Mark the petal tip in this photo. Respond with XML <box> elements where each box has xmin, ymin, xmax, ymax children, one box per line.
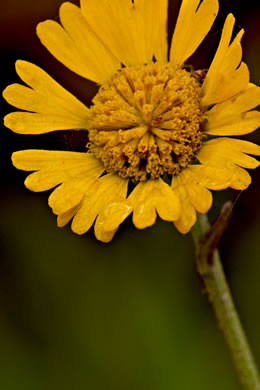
<box><xmin>36</xmin><ymin>20</ymin><xmax>52</xmax><ymax>38</ymax></box>
<box><xmin>226</xmin><ymin>13</ymin><xmax>235</xmax><ymax>24</ymax></box>
<box><xmin>71</xmin><ymin>224</ymin><xmax>85</xmax><ymax>236</ymax></box>
<box><xmin>11</xmin><ymin>151</ymin><xmax>19</xmax><ymax>167</ymax></box>
<box><xmin>2</xmin><ymin>86</ymin><xmax>9</xmax><ymax>100</ymax></box>
<box><xmin>15</xmin><ymin>59</ymin><xmax>27</xmax><ymax>74</ymax></box>
<box><xmin>174</xmin><ymin>220</ymin><xmax>193</xmax><ymax>235</ymax></box>
<box><xmin>3</xmin><ymin>113</ymin><xmax>12</xmax><ymax>130</ymax></box>
<box><xmin>3</xmin><ymin>113</ymin><xmax>24</xmax><ymax>134</ymax></box>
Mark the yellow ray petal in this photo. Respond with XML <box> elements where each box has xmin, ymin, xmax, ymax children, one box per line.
<box><xmin>188</xmin><ymin>165</ymin><xmax>233</xmax><ymax>190</ymax></box>
<box><xmin>129</xmin><ymin>178</ymin><xmax>181</xmax><ymax>229</ymax></box>
<box><xmin>135</xmin><ymin>0</ymin><xmax>168</xmax><ymax>64</ymax></box>
<box><xmin>4</xmin><ymin>112</ymin><xmax>89</xmax><ymax>134</ymax></box>
<box><xmin>230</xmin><ymin>139</ymin><xmax>260</xmax><ymax>156</ymax></box>
<box><xmin>202</xmin><ymin>62</ymin><xmax>249</xmax><ymax>106</ymax></box>
<box><xmin>152</xmin><ymin>0</ymin><xmax>168</xmax><ymax>63</ymax></box>
<box><xmin>202</xmin><ymin>14</ymin><xmax>249</xmax><ymax>106</ymax></box>
<box><xmin>95</xmin><ymin>178</ymin><xmax>181</xmax><ymax>238</ymax></box>
<box><xmin>207</xmin><ymin>84</ymin><xmax>260</xmax><ymax>120</ymax></box>
<box><xmin>95</xmin><ymin>203</ymin><xmax>133</xmax><ymax>241</ymax></box>
<box><xmin>197</xmin><ymin>138</ymin><xmax>260</xmax><ymax>170</ymax></box>
<box><xmin>81</xmin><ymin>0</ymin><xmax>142</xmax><ymax>66</ymax></box>
<box><xmin>133</xmin><ymin>201</ymin><xmax>157</xmax><ymax>230</ymax></box>
<box><xmin>206</xmin><ymin>111</ymin><xmax>260</xmax><ymax>136</ymax></box>
<box><xmin>179</xmin><ymin>170</ymin><xmax>213</xmax><ymax>214</ymax></box>
<box><xmin>129</xmin><ymin>181</ymin><xmax>157</xmax><ymax>229</ymax></box>
<box><xmin>57</xmin><ymin>204</ymin><xmax>81</xmax><ymax>228</ymax></box>
<box><xmin>171</xmin><ymin>161</ymin><xmax>239</xmax><ymax>233</ymax></box>
<box><xmin>187</xmin><ymin>184</ymin><xmax>212</xmax><ymax>214</ymax></box>
<box><xmin>37</xmin><ymin>3</ymin><xmax>120</xmax><ymax>84</ymax></box>
<box><xmin>230</xmin><ymin>165</ymin><xmax>251</xmax><ymax>190</ymax></box>
<box><xmin>153</xmin><ymin>180</ymin><xmax>181</xmax><ymax>221</ymax></box>
<box><xmin>81</xmin><ymin>0</ymin><xmax>168</xmax><ymax>66</ymax></box>
<box><xmin>49</xmin><ymin>181</ymin><xmax>85</xmax><ymax>215</ymax></box>
<box><xmin>12</xmin><ymin>149</ymin><xmax>101</xmax><ymax>171</ymax></box>
<box><xmin>171</xmin><ymin>176</ymin><xmax>197</xmax><ymax>234</ymax></box>
<box><xmin>72</xmin><ymin>174</ymin><xmax>128</xmax><ymax>236</ymax></box>
<box><xmin>197</xmin><ymin>137</ymin><xmax>254</xmax><ymax>190</ymax></box>
<box><xmin>16</xmin><ymin>156</ymin><xmax>128</xmax><ymax>238</ymax></box>
<box><xmin>12</xmin><ymin>150</ymin><xmax>104</xmax><ymax>191</ymax></box>
<box><xmin>3</xmin><ymin>60</ymin><xmax>89</xmax><ymax>134</ymax></box>
<box><xmin>24</xmin><ymin>169</ymin><xmax>65</xmax><ymax>191</ymax></box>
<box><xmin>206</xmin><ymin>84</ymin><xmax>260</xmax><ymax>135</ymax></box>
<box><xmin>203</xmin><ymin>138</ymin><xmax>260</xmax><ymax>157</ymax></box>
<box><xmin>25</xmin><ymin>162</ymin><xmax>103</xmax><ymax>192</ymax></box>
<box><xmin>94</xmin><ymin>227</ymin><xmax>119</xmax><ymax>244</ymax></box>
<box><xmin>174</xmin><ymin>210</ymin><xmax>197</xmax><ymax>234</ymax></box>
<box><xmin>170</xmin><ymin>0</ymin><xmax>219</xmax><ymax>65</ymax></box>
<box><xmin>48</xmin><ymin>161</ymin><xmax>104</xmax><ymax>215</ymax></box>
<box><xmin>24</xmin><ymin>164</ymin><xmax>103</xmax><ymax>192</ymax></box>
<box><xmin>9</xmin><ymin>60</ymin><xmax>89</xmax><ymax>116</ymax></box>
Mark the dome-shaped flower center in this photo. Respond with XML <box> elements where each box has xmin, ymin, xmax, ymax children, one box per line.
<box><xmin>87</xmin><ymin>63</ymin><xmax>205</xmax><ymax>182</ymax></box>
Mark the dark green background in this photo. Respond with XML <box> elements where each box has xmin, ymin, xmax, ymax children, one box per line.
<box><xmin>0</xmin><ymin>1</ymin><xmax>260</xmax><ymax>389</ymax></box>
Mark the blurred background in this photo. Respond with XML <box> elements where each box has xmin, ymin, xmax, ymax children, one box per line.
<box><xmin>0</xmin><ymin>1</ymin><xmax>260</xmax><ymax>389</ymax></box>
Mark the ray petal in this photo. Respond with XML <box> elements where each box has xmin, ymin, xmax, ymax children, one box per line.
<box><xmin>3</xmin><ymin>60</ymin><xmax>89</xmax><ymax>134</ymax></box>
<box><xmin>37</xmin><ymin>2</ymin><xmax>121</xmax><ymax>84</ymax></box>
<box><xmin>170</xmin><ymin>0</ymin><xmax>219</xmax><ymax>65</ymax></box>
<box><xmin>202</xmin><ymin>14</ymin><xmax>249</xmax><ymax>106</ymax></box>
<box><xmin>72</xmin><ymin>173</ymin><xmax>128</xmax><ymax>237</ymax></box>
<box><xmin>81</xmin><ymin>0</ymin><xmax>168</xmax><ymax>66</ymax></box>
<box><xmin>206</xmin><ymin>84</ymin><xmax>260</xmax><ymax>135</ymax></box>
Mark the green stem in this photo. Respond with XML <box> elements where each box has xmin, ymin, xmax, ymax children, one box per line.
<box><xmin>191</xmin><ymin>210</ymin><xmax>260</xmax><ymax>390</ymax></box>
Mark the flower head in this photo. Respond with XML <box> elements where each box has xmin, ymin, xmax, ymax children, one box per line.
<box><xmin>3</xmin><ymin>0</ymin><xmax>260</xmax><ymax>242</ymax></box>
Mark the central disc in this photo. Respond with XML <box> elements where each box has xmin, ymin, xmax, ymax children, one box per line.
<box><xmin>87</xmin><ymin>63</ymin><xmax>205</xmax><ymax>182</ymax></box>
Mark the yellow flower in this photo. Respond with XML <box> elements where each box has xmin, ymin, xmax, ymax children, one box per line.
<box><xmin>3</xmin><ymin>0</ymin><xmax>260</xmax><ymax>242</ymax></box>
